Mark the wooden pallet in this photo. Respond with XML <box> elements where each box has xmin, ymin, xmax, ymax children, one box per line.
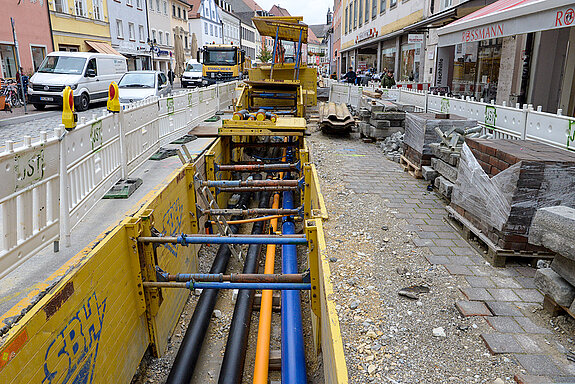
<box><xmin>543</xmin><ymin>294</ymin><xmax>575</xmax><ymax>320</ymax></box>
<box><xmin>399</xmin><ymin>155</ymin><xmax>423</xmax><ymax>178</ymax></box>
<box><xmin>445</xmin><ymin>206</ymin><xmax>555</xmax><ymax>267</ymax></box>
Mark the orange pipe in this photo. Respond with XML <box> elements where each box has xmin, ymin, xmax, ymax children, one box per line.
<box><xmin>253</xmin><ymin>192</ymin><xmax>280</xmax><ymax>384</ymax></box>
<box><xmin>210</xmin><ymin>214</ymin><xmax>289</xmax><ymax>225</ymax></box>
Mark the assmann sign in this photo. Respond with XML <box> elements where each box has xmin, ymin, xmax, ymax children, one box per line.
<box><xmin>355</xmin><ymin>28</ymin><xmax>378</xmax><ymax>44</ymax></box>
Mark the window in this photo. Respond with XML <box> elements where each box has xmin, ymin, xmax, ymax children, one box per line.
<box><xmin>152</xmin><ymin>29</ymin><xmax>157</xmax><ymax>42</ymax></box>
<box><xmin>116</xmin><ymin>19</ymin><xmax>124</xmax><ymax>38</ymax></box>
<box><xmin>358</xmin><ymin>0</ymin><xmax>362</xmax><ymax>26</ymax></box>
<box><xmin>372</xmin><ymin>0</ymin><xmax>377</xmax><ymax>18</ymax></box>
<box><xmin>158</xmin><ymin>31</ymin><xmax>163</xmax><ymax>44</ymax></box>
<box><xmin>136</xmin><ymin>0</ymin><xmax>142</xmax><ymax>8</ymax></box>
<box><xmin>183</xmin><ymin>10</ymin><xmax>186</xmax><ymax>20</ymax></box>
<box><xmin>30</xmin><ymin>46</ymin><xmax>46</xmax><ymax>71</ymax></box>
<box><xmin>210</xmin><ymin>24</ymin><xmax>213</xmax><ymax>36</ymax></box>
<box><xmin>58</xmin><ymin>44</ymin><xmax>80</xmax><ymax>52</ymax></box>
<box><xmin>173</xmin><ymin>4</ymin><xmax>176</xmax><ymax>16</ymax></box>
<box><xmin>365</xmin><ymin>0</ymin><xmax>369</xmax><ymax>22</ymax></box>
<box><xmin>126</xmin><ymin>0</ymin><xmax>132</xmax><ymax>6</ymax></box>
<box><xmin>163</xmin><ymin>0</ymin><xmax>167</xmax><ymax>14</ymax></box>
<box><xmin>344</xmin><ymin>7</ymin><xmax>348</xmax><ymax>34</ymax></box>
<box><xmin>150</xmin><ymin>0</ymin><xmax>153</xmax><ymax>10</ymax></box>
<box><xmin>166</xmin><ymin>32</ymin><xmax>170</xmax><ymax>45</ymax></box>
<box><xmin>156</xmin><ymin>0</ymin><xmax>160</xmax><ymax>12</ymax></box>
<box><xmin>93</xmin><ymin>0</ymin><xmax>103</xmax><ymax>20</ymax></box>
<box><xmin>128</xmin><ymin>23</ymin><xmax>135</xmax><ymax>40</ymax></box>
<box><xmin>353</xmin><ymin>0</ymin><xmax>357</xmax><ymax>29</ymax></box>
<box><xmin>139</xmin><ymin>25</ymin><xmax>145</xmax><ymax>42</ymax></box>
<box><xmin>205</xmin><ymin>22</ymin><xmax>208</xmax><ymax>34</ymax></box>
<box><xmin>75</xmin><ymin>0</ymin><xmax>86</xmax><ymax>16</ymax></box>
<box><xmin>442</xmin><ymin>0</ymin><xmax>452</xmax><ymax>10</ymax></box>
<box><xmin>184</xmin><ymin>35</ymin><xmax>188</xmax><ymax>48</ymax></box>
<box><xmin>390</xmin><ymin>0</ymin><xmax>397</xmax><ymax>7</ymax></box>
<box><xmin>380</xmin><ymin>0</ymin><xmax>386</xmax><ymax>13</ymax></box>
<box><xmin>54</xmin><ymin>0</ymin><xmax>66</xmax><ymax>13</ymax></box>
<box><xmin>349</xmin><ymin>5</ymin><xmax>352</xmax><ymax>31</ymax></box>
<box><xmin>178</xmin><ymin>7</ymin><xmax>181</xmax><ymax>18</ymax></box>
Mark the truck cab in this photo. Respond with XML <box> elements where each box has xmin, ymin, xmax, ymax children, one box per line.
<box><xmin>200</xmin><ymin>44</ymin><xmax>245</xmax><ymax>85</ymax></box>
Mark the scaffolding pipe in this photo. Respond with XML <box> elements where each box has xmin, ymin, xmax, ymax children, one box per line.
<box><xmin>218</xmin><ymin>190</ymin><xmax>266</xmax><ymax>384</ymax></box>
<box><xmin>165</xmin><ymin>273</ymin><xmax>305</xmax><ymax>283</ymax></box>
<box><xmin>281</xmin><ymin>176</ymin><xmax>307</xmax><ymax>383</ymax></box>
<box><xmin>210</xmin><ymin>214</ymin><xmax>297</xmax><ymax>225</ymax></box>
<box><xmin>215</xmin><ymin>162</ymin><xmax>299</xmax><ymax>172</ymax></box>
<box><xmin>176</xmin><ymin>235</ymin><xmax>306</xmax><ymax>245</ymax></box>
<box><xmin>143</xmin><ymin>282</ymin><xmax>311</xmax><ymax>290</ymax></box>
<box><xmin>201</xmin><ymin>179</ymin><xmax>299</xmax><ymax>188</ymax></box>
<box><xmin>198</xmin><ymin>207</ymin><xmax>301</xmax><ymax>217</ymax></box>
<box><xmin>253</xmin><ymin>193</ymin><xmax>280</xmax><ymax>384</ymax></box>
<box><xmin>165</xmin><ymin>190</ymin><xmax>252</xmax><ymax>384</ymax></box>
<box><xmin>217</xmin><ymin>186</ymin><xmax>298</xmax><ymax>193</ymax></box>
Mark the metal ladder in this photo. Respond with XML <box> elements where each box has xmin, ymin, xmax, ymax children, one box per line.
<box><xmin>194</xmin><ymin>171</ymin><xmax>243</xmax><ymax>261</ymax></box>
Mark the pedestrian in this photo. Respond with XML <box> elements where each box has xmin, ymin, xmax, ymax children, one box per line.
<box><xmin>381</xmin><ymin>70</ymin><xmax>396</xmax><ymax>88</ymax></box>
<box><xmin>342</xmin><ymin>66</ymin><xmax>356</xmax><ymax>84</ymax></box>
<box><xmin>167</xmin><ymin>69</ymin><xmax>174</xmax><ymax>86</ymax></box>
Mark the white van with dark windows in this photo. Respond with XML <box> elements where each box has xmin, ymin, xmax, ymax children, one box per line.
<box><xmin>28</xmin><ymin>52</ymin><xmax>127</xmax><ymax>111</ymax></box>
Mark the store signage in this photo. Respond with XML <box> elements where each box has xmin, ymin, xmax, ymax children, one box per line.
<box><xmin>408</xmin><ymin>34</ymin><xmax>424</xmax><ymax>44</ymax></box>
<box><xmin>555</xmin><ymin>8</ymin><xmax>575</xmax><ymax>26</ymax></box>
<box><xmin>355</xmin><ymin>28</ymin><xmax>378</xmax><ymax>44</ymax></box>
<box><xmin>461</xmin><ymin>24</ymin><xmax>504</xmax><ymax>42</ymax></box>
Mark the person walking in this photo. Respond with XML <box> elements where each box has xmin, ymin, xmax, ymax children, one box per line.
<box><xmin>381</xmin><ymin>70</ymin><xmax>396</xmax><ymax>88</ymax></box>
<box><xmin>167</xmin><ymin>69</ymin><xmax>175</xmax><ymax>86</ymax></box>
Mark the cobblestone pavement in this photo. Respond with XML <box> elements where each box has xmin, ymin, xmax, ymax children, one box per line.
<box><xmin>310</xmin><ymin>132</ymin><xmax>575</xmax><ymax>383</ymax></box>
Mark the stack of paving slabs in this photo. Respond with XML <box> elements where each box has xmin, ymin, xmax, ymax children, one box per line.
<box><xmin>403</xmin><ymin>113</ymin><xmax>478</xmax><ymax>167</ymax></box>
<box><xmin>422</xmin><ymin>124</ymin><xmax>484</xmax><ymax>199</ymax></box>
<box><xmin>318</xmin><ymin>101</ymin><xmax>355</xmax><ymax>134</ymax></box>
<box><xmin>530</xmin><ymin>206</ymin><xmax>575</xmax><ymax>313</ymax></box>
<box><xmin>357</xmin><ymin>97</ymin><xmax>409</xmax><ymax>141</ymax></box>
<box><xmin>452</xmin><ymin>138</ymin><xmax>575</xmax><ymax>252</ymax></box>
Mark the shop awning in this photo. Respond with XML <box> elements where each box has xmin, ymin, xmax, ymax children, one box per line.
<box><xmin>437</xmin><ymin>0</ymin><xmax>575</xmax><ymax>47</ymax></box>
<box><xmin>85</xmin><ymin>41</ymin><xmax>123</xmax><ymax>55</ymax></box>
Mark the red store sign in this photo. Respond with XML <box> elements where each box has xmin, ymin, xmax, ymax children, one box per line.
<box><xmin>461</xmin><ymin>24</ymin><xmax>504</xmax><ymax>42</ymax></box>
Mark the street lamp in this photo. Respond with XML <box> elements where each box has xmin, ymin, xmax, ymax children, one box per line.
<box><xmin>147</xmin><ymin>38</ymin><xmax>157</xmax><ymax>70</ymax></box>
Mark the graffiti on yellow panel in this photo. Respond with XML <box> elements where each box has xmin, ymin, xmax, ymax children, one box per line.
<box><xmin>42</xmin><ymin>292</ymin><xmax>107</xmax><ymax>384</ymax></box>
<box><xmin>160</xmin><ymin>197</ymin><xmax>184</xmax><ymax>257</ymax></box>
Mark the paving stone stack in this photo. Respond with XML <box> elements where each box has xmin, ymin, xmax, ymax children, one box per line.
<box><xmin>357</xmin><ymin>97</ymin><xmax>408</xmax><ymax>141</ymax></box>
<box><xmin>403</xmin><ymin>113</ymin><xmax>477</xmax><ymax>168</ymax></box>
<box><xmin>452</xmin><ymin>139</ymin><xmax>575</xmax><ymax>252</ymax></box>
<box><xmin>530</xmin><ymin>206</ymin><xmax>575</xmax><ymax>311</ymax></box>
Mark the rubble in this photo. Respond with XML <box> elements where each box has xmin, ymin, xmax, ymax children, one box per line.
<box><xmin>378</xmin><ymin>131</ymin><xmax>404</xmax><ymax>163</ymax></box>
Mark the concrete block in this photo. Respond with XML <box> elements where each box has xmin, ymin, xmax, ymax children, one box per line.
<box><xmin>358</xmin><ymin>122</ymin><xmax>371</xmax><ymax>137</ymax></box>
<box><xmin>529</xmin><ymin>206</ymin><xmax>575</xmax><ymax>261</ymax></box>
<box><xmin>368</xmin><ymin>125</ymin><xmax>403</xmax><ymax>139</ymax></box>
<box><xmin>437</xmin><ymin>176</ymin><xmax>454</xmax><ymax>199</ymax></box>
<box><xmin>551</xmin><ymin>254</ymin><xmax>575</xmax><ymax>287</ymax></box>
<box><xmin>433</xmin><ymin>157</ymin><xmax>458</xmax><ymax>183</ymax></box>
<box><xmin>369</xmin><ymin>118</ymin><xmax>391</xmax><ymax>128</ymax></box>
<box><xmin>392</xmin><ymin>102</ymin><xmax>416</xmax><ymax>112</ymax></box>
<box><xmin>422</xmin><ymin>165</ymin><xmax>438</xmax><ymax>182</ymax></box>
<box><xmin>372</xmin><ymin>111</ymin><xmax>405</xmax><ymax>120</ymax></box>
<box><xmin>534</xmin><ymin>268</ymin><xmax>575</xmax><ymax>306</ymax></box>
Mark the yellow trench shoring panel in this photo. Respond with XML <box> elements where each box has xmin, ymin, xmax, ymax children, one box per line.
<box><xmin>0</xmin><ymin>138</ymin><xmax>348</xmax><ymax>384</ymax></box>
<box><xmin>252</xmin><ymin>16</ymin><xmax>308</xmax><ymax>43</ymax></box>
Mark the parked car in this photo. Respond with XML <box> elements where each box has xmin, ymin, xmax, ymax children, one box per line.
<box><xmin>28</xmin><ymin>52</ymin><xmax>127</xmax><ymax>111</ymax></box>
<box><xmin>117</xmin><ymin>71</ymin><xmax>172</xmax><ymax>104</ymax></box>
<box><xmin>181</xmin><ymin>60</ymin><xmax>203</xmax><ymax>88</ymax></box>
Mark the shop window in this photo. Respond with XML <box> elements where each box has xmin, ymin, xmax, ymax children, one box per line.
<box><xmin>475</xmin><ymin>39</ymin><xmax>501</xmax><ymax>102</ymax></box>
<box><xmin>0</xmin><ymin>45</ymin><xmax>16</xmax><ymax>78</ymax></box>
<box><xmin>400</xmin><ymin>43</ymin><xmax>420</xmax><ymax>82</ymax></box>
<box><xmin>30</xmin><ymin>46</ymin><xmax>46</xmax><ymax>71</ymax></box>
<box><xmin>380</xmin><ymin>0</ymin><xmax>386</xmax><ymax>14</ymax></box>
<box><xmin>381</xmin><ymin>47</ymin><xmax>396</xmax><ymax>72</ymax></box>
<box><xmin>372</xmin><ymin>0</ymin><xmax>377</xmax><ymax>18</ymax></box>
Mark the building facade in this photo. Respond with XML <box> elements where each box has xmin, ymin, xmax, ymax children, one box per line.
<box><xmin>148</xmin><ymin>0</ymin><xmax>173</xmax><ymax>71</ymax></box>
<box><xmin>1</xmin><ymin>1</ymin><xmax>53</xmax><ymax>78</ymax></box>
<box><xmin>216</xmin><ymin>1</ymin><xmax>241</xmax><ymax>46</ymax></box>
<box><xmin>49</xmin><ymin>0</ymin><xmax>114</xmax><ymax>53</ymax></box>
<box><xmin>171</xmin><ymin>0</ymin><xmax>191</xmax><ymax>75</ymax></box>
<box><xmin>236</xmin><ymin>12</ymin><xmax>256</xmax><ymax>61</ymax></box>
<box><xmin>107</xmin><ymin>0</ymin><xmax>150</xmax><ymax>70</ymax></box>
<box><xmin>188</xmin><ymin>0</ymin><xmax>223</xmax><ymax>51</ymax></box>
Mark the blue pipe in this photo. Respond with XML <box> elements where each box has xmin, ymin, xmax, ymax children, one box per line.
<box><xmin>190</xmin><ymin>282</ymin><xmax>311</xmax><ymax>290</ymax></box>
<box><xmin>281</xmin><ymin>176</ymin><xmax>307</xmax><ymax>383</ymax></box>
<box><xmin>177</xmin><ymin>235</ymin><xmax>307</xmax><ymax>245</ymax></box>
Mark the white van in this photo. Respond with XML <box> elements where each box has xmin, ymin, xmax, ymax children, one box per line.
<box><xmin>181</xmin><ymin>59</ymin><xmax>203</xmax><ymax>88</ymax></box>
<box><xmin>28</xmin><ymin>52</ymin><xmax>127</xmax><ymax>111</ymax></box>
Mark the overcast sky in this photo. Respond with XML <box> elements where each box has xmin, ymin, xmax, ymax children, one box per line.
<box><xmin>255</xmin><ymin>0</ymin><xmax>332</xmax><ymax>25</ymax></box>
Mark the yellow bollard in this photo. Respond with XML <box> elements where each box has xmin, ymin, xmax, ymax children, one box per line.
<box><xmin>62</xmin><ymin>86</ymin><xmax>77</xmax><ymax>130</ymax></box>
<box><xmin>107</xmin><ymin>81</ymin><xmax>121</xmax><ymax>113</ymax></box>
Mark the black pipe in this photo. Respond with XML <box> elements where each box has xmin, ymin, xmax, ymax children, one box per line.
<box><xmin>218</xmin><ymin>190</ymin><xmax>270</xmax><ymax>384</ymax></box>
<box><xmin>166</xmin><ymin>188</ymin><xmax>253</xmax><ymax>384</ymax></box>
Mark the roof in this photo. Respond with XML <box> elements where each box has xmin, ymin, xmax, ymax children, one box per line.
<box><xmin>309</xmin><ymin>24</ymin><xmax>330</xmax><ymax>40</ymax></box>
<box><xmin>252</xmin><ymin>16</ymin><xmax>308</xmax><ymax>42</ymax></box>
<box><xmin>307</xmin><ymin>28</ymin><xmax>320</xmax><ymax>45</ymax></box>
<box><xmin>269</xmin><ymin>5</ymin><xmax>291</xmax><ymax>17</ymax></box>
<box><xmin>187</xmin><ymin>0</ymin><xmax>201</xmax><ymax>17</ymax></box>
<box><xmin>236</xmin><ymin>11</ymin><xmax>256</xmax><ymax>25</ymax></box>
<box><xmin>437</xmin><ymin>0</ymin><xmax>571</xmax><ymax>47</ymax></box>
<box><xmin>229</xmin><ymin>0</ymin><xmax>262</xmax><ymax>12</ymax></box>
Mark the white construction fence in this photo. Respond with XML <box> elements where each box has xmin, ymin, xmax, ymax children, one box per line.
<box><xmin>0</xmin><ymin>81</ymin><xmax>239</xmax><ymax>278</ymax></box>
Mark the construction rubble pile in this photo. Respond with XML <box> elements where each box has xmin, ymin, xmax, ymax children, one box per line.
<box><xmin>530</xmin><ymin>206</ymin><xmax>575</xmax><ymax>313</ymax></box>
<box><xmin>422</xmin><ymin>123</ymin><xmax>484</xmax><ymax>199</ymax></box>
<box><xmin>378</xmin><ymin>131</ymin><xmax>404</xmax><ymax>163</ymax></box>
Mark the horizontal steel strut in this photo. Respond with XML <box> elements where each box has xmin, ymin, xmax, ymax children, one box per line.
<box><xmin>230</xmin><ymin>141</ymin><xmax>299</xmax><ymax>148</ymax></box>
<box><xmin>216</xmin><ymin>186</ymin><xmax>298</xmax><ymax>193</ymax></box>
<box><xmin>162</xmin><ymin>273</ymin><xmax>307</xmax><ymax>283</ymax></box>
<box><xmin>197</xmin><ymin>207</ymin><xmax>302</xmax><ymax>217</ymax></box>
<box><xmin>215</xmin><ymin>162</ymin><xmax>300</xmax><ymax>172</ymax></box>
<box><xmin>200</xmin><ymin>179</ymin><xmax>300</xmax><ymax>188</ymax></box>
<box><xmin>137</xmin><ymin>234</ymin><xmax>307</xmax><ymax>245</ymax></box>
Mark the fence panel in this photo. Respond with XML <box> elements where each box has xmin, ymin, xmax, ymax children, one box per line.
<box><xmin>124</xmin><ymin>98</ymin><xmax>161</xmax><ymax>174</ymax></box>
<box><xmin>398</xmin><ymin>89</ymin><xmax>426</xmax><ymax>111</ymax></box>
<box><xmin>526</xmin><ymin>110</ymin><xmax>575</xmax><ymax>150</ymax></box>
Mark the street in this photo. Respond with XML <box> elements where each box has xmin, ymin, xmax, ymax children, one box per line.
<box><xmin>0</xmin><ymin>81</ymin><xmax>189</xmax><ymax>146</ymax></box>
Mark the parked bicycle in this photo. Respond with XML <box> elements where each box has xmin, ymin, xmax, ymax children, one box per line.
<box><xmin>0</xmin><ymin>78</ymin><xmax>23</xmax><ymax>109</ymax></box>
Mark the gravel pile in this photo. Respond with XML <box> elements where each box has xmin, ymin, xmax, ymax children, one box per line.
<box><xmin>379</xmin><ymin>131</ymin><xmax>404</xmax><ymax>163</ymax></box>
<box><xmin>307</xmin><ymin>132</ymin><xmax>518</xmax><ymax>384</ymax></box>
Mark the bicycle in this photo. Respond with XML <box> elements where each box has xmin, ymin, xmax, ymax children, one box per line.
<box><xmin>0</xmin><ymin>79</ymin><xmax>23</xmax><ymax>108</ymax></box>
